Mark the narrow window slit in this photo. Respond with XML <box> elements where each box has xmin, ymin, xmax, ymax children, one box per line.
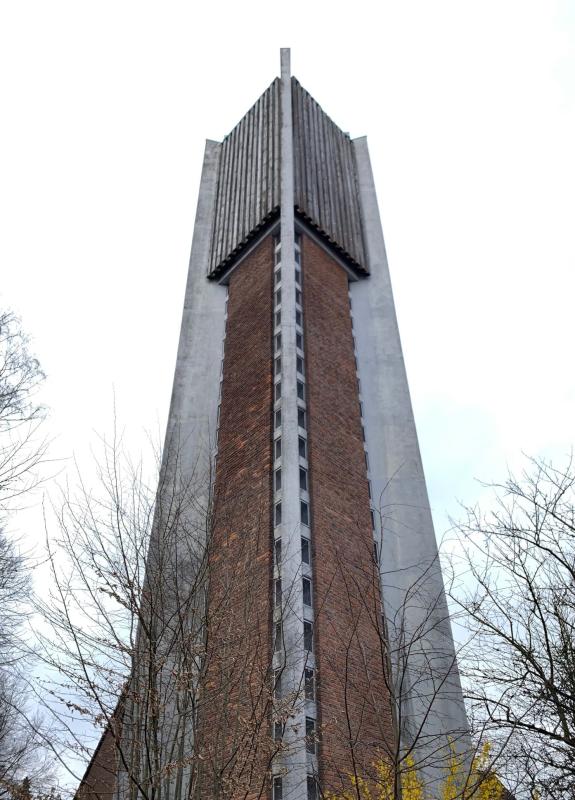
<box><xmin>303</xmin><ymin>577</ymin><xmax>312</xmax><ymax>606</ymax></box>
<box><xmin>305</xmin><ymin>668</ymin><xmax>315</xmax><ymax>700</ymax></box>
<box><xmin>304</xmin><ymin>621</ymin><xmax>313</xmax><ymax>651</ymax></box>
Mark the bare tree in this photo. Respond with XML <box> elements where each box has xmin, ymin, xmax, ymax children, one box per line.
<box><xmin>0</xmin><ymin>310</ymin><xmax>52</xmax><ymax>795</ymax></box>
<box><xmin>449</xmin><ymin>455</ymin><xmax>575</xmax><ymax>800</ymax></box>
<box><xmin>0</xmin><ymin>672</ymin><xmax>55</xmax><ymax>798</ymax></box>
<box><xmin>33</xmin><ymin>430</ymin><xmax>292</xmax><ymax>800</ymax></box>
<box><xmin>0</xmin><ymin>311</ymin><xmax>46</xmax><ymax>511</ymax></box>
<box><xmin>0</xmin><ymin>530</ymin><xmax>30</xmax><ymax>667</ymax></box>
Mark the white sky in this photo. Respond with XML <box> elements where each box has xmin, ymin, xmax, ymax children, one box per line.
<box><xmin>1</xmin><ymin>0</ymin><xmax>574</xmax><ymax>555</ymax></box>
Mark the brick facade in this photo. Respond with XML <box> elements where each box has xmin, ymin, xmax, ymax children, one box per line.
<box><xmin>302</xmin><ymin>234</ymin><xmax>395</xmax><ymax>792</ymax></box>
<box><xmin>75</xmin><ymin>726</ymin><xmax>117</xmax><ymax>800</ymax></box>
<box><xmin>195</xmin><ymin>235</ymin><xmax>275</xmax><ymax>800</ymax></box>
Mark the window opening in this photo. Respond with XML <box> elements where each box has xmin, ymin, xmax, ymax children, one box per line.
<box><xmin>304</xmin><ymin>668</ymin><xmax>315</xmax><ymax>701</ymax></box>
<box><xmin>274</xmin><ymin>670</ymin><xmax>282</xmax><ymax>698</ymax></box>
<box><xmin>307</xmin><ymin>777</ymin><xmax>317</xmax><ymax>800</ymax></box>
<box><xmin>305</xmin><ymin>717</ymin><xmax>316</xmax><ymax>754</ymax></box>
<box><xmin>301</xmin><ymin>537</ymin><xmax>310</xmax><ymax>565</ymax></box>
<box><xmin>303</xmin><ymin>577</ymin><xmax>312</xmax><ymax>607</ymax></box>
<box><xmin>304</xmin><ymin>621</ymin><xmax>313</xmax><ymax>651</ymax></box>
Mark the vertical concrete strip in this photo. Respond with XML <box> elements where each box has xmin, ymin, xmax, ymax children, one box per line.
<box><xmin>160</xmin><ymin>137</ymin><xmax>226</xmax><ymax>797</ymax></box>
<box><xmin>278</xmin><ymin>47</ymin><xmax>309</xmax><ymax>800</ymax></box>
<box><xmin>163</xmin><ymin>138</ymin><xmax>226</xmax><ymax>492</ymax></box>
<box><xmin>350</xmin><ymin>137</ymin><xmax>470</xmax><ymax>782</ymax></box>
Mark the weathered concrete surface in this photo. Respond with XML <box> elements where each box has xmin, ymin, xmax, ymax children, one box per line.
<box><xmin>350</xmin><ymin>136</ymin><xmax>470</xmax><ymax>787</ymax></box>
<box><xmin>165</xmin><ymin>137</ymin><xmax>227</xmax><ymax>483</ymax></box>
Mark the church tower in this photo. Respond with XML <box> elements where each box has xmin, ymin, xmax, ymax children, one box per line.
<box><xmin>78</xmin><ymin>50</ymin><xmax>469</xmax><ymax>800</ymax></box>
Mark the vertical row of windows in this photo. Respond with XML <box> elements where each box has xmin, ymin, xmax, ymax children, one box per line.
<box><xmin>272</xmin><ymin>233</ymin><xmax>287</xmax><ymax>777</ymax></box>
<box><xmin>295</xmin><ymin>231</ymin><xmax>318</xmax><ymax>775</ymax></box>
<box><xmin>296</xmin><ymin>232</ymin><xmax>311</xmax><ymax>533</ymax></box>
<box><xmin>272</xmin><ymin>231</ymin><xmax>317</xmax><ymax>799</ymax></box>
<box><xmin>273</xmin><ymin>235</ymin><xmax>283</xmax><ymax>649</ymax></box>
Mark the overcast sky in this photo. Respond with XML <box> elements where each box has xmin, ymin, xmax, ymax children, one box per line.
<box><xmin>1</xmin><ymin>0</ymin><xmax>574</xmax><ymax>550</ymax></box>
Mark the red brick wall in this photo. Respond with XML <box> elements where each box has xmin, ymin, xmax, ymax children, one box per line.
<box><xmin>76</xmin><ymin>726</ymin><xmax>117</xmax><ymax>800</ymax></box>
<box><xmin>302</xmin><ymin>234</ymin><xmax>395</xmax><ymax>792</ymax></box>
<box><xmin>196</xmin><ymin>235</ymin><xmax>274</xmax><ymax>800</ymax></box>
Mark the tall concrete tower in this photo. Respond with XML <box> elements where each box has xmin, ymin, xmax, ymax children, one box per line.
<box><xmin>78</xmin><ymin>50</ymin><xmax>469</xmax><ymax>800</ymax></box>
